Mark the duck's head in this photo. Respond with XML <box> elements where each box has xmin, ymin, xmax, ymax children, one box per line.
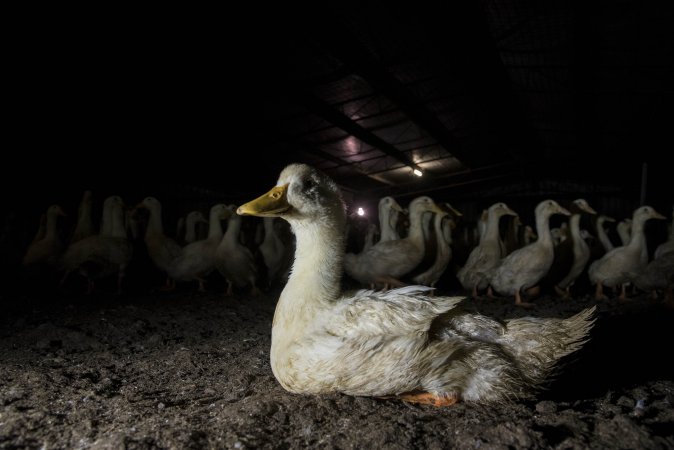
<box><xmin>490</xmin><ymin>202</ymin><xmax>518</xmax><ymax>218</ymax></box>
<box><xmin>48</xmin><ymin>204</ymin><xmax>67</xmax><ymax>217</ymax></box>
<box><xmin>633</xmin><ymin>205</ymin><xmax>666</xmax><ymax>222</ymax></box>
<box><xmin>536</xmin><ymin>199</ymin><xmax>571</xmax><ymax>218</ymax></box>
<box><xmin>238</xmin><ymin>163</ymin><xmax>345</xmax><ymax>225</ymax></box>
<box><xmin>571</xmin><ymin>198</ymin><xmax>597</xmax><ymax>215</ymax></box>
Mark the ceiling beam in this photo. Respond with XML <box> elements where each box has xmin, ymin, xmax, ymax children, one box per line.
<box><xmin>295</xmin><ymin>91</ymin><xmax>424</xmax><ymax>173</ymax></box>
<box><xmin>311</xmin><ymin>34</ymin><xmax>480</xmax><ymax>169</ymax></box>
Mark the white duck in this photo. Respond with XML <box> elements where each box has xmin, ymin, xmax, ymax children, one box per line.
<box><xmin>617</xmin><ymin>219</ymin><xmax>632</xmax><ymax>246</ymax></box>
<box><xmin>183</xmin><ymin>211</ymin><xmax>209</xmax><ymax>245</ymax></box>
<box><xmin>236</xmin><ymin>163</ymin><xmax>595</xmax><ymax>406</ymax></box>
<box><xmin>588</xmin><ymin>205</ymin><xmax>666</xmax><ymax>300</ymax></box>
<box><xmin>490</xmin><ymin>200</ymin><xmax>571</xmax><ymax>307</ymax></box>
<box><xmin>654</xmin><ymin>206</ymin><xmax>674</xmax><ymax>259</ymax></box>
<box><xmin>258</xmin><ymin>217</ymin><xmax>289</xmax><ymax>287</ymax></box>
<box><xmin>412</xmin><ymin>211</ymin><xmax>453</xmax><ymax>288</ymax></box>
<box><xmin>69</xmin><ymin>190</ymin><xmax>94</xmax><ymax>244</ymax></box>
<box><xmin>456</xmin><ymin>202</ymin><xmax>518</xmax><ymax>298</ymax></box>
<box><xmin>344</xmin><ymin>196</ymin><xmax>444</xmax><ymax>288</ymax></box>
<box><xmin>377</xmin><ymin>196</ymin><xmax>404</xmax><ymax>243</ymax></box>
<box><xmin>595</xmin><ymin>215</ymin><xmax>616</xmax><ymax>253</ymax></box>
<box><xmin>60</xmin><ymin>196</ymin><xmax>132</xmax><ymax>294</ymax></box>
<box><xmin>625</xmin><ymin>252</ymin><xmax>674</xmax><ymax>303</ymax></box>
<box><xmin>215</xmin><ymin>205</ymin><xmax>260</xmax><ymax>296</ymax></box>
<box><xmin>22</xmin><ymin>204</ymin><xmax>66</xmax><ymax>269</ymax></box>
<box><xmin>553</xmin><ymin>199</ymin><xmax>597</xmax><ymax>298</ymax></box>
<box><xmin>137</xmin><ymin>197</ymin><xmax>183</xmax><ymax>290</ymax></box>
<box><xmin>167</xmin><ymin>204</ymin><xmax>229</xmax><ymax>292</ymax></box>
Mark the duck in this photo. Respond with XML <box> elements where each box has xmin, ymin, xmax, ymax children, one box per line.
<box><xmin>362</xmin><ymin>222</ymin><xmax>378</xmax><ymax>252</ymax></box>
<box><xmin>412</xmin><ymin>211</ymin><xmax>453</xmax><ymax>288</ymax></box>
<box><xmin>595</xmin><ymin>215</ymin><xmax>616</xmax><ymax>253</ymax></box>
<box><xmin>344</xmin><ymin>196</ymin><xmax>445</xmax><ymax>289</ymax></box>
<box><xmin>456</xmin><ymin>202</ymin><xmax>518</xmax><ymax>298</ymax></box>
<box><xmin>588</xmin><ymin>206</ymin><xmax>666</xmax><ymax>301</ymax></box>
<box><xmin>236</xmin><ymin>163</ymin><xmax>595</xmax><ymax>406</ymax></box>
<box><xmin>552</xmin><ymin>199</ymin><xmax>597</xmax><ymax>298</ymax></box>
<box><xmin>616</xmin><ymin>219</ymin><xmax>632</xmax><ymax>246</ymax></box>
<box><xmin>654</xmin><ymin>206</ymin><xmax>673</xmax><ymax>259</ymax></box>
<box><xmin>624</xmin><ymin>252</ymin><xmax>674</xmax><ymax>303</ymax></box>
<box><xmin>490</xmin><ymin>200</ymin><xmax>571</xmax><ymax>307</ymax></box>
<box><xmin>167</xmin><ymin>204</ymin><xmax>229</xmax><ymax>292</ymax></box>
<box><xmin>258</xmin><ymin>216</ymin><xmax>293</xmax><ymax>287</ymax></box>
<box><xmin>59</xmin><ymin>196</ymin><xmax>133</xmax><ymax>294</ymax></box>
<box><xmin>22</xmin><ymin>204</ymin><xmax>66</xmax><ymax>269</ymax></box>
<box><xmin>181</xmin><ymin>211</ymin><xmax>209</xmax><ymax>245</ymax></box>
<box><xmin>377</xmin><ymin>196</ymin><xmax>404</xmax><ymax>243</ymax></box>
<box><xmin>69</xmin><ymin>190</ymin><xmax>95</xmax><ymax>244</ymax></box>
<box><xmin>136</xmin><ymin>197</ymin><xmax>183</xmax><ymax>290</ymax></box>
<box><xmin>523</xmin><ymin>225</ymin><xmax>537</xmax><ymax>245</ymax></box>
<box><xmin>215</xmin><ymin>205</ymin><xmax>260</xmax><ymax>296</ymax></box>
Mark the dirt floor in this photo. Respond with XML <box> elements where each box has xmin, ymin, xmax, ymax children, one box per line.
<box><xmin>1</xmin><ymin>284</ymin><xmax>673</xmax><ymax>449</ymax></box>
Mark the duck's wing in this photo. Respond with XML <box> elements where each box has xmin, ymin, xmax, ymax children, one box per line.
<box><xmin>330</xmin><ymin>286</ymin><xmax>465</xmax><ymax>336</ymax></box>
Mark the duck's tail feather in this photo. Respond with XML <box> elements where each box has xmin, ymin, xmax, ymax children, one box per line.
<box><xmin>500</xmin><ymin>306</ymin><xmax>596</xmax><ymax>385</ymax></box>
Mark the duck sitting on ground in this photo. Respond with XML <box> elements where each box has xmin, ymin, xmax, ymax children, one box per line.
<box><xmin>237</xmin><ymin>163</ymin><xmax>595</xmax><ymax>406</ymax></box>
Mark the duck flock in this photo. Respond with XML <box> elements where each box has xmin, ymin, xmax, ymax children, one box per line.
<box><xmin>15</xmin><ymin>185</ymin><xmax>674</xmax><ymax>306</ymax></box>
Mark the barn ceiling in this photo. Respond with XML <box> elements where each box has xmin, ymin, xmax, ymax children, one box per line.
<box><xmin>8</xmin><ymin>1</ymin><xmax>673</xmax><ymax>209</ymax></box>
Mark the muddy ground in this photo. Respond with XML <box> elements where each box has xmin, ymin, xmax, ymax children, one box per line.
<box><xmin>1</xmin><ymin>284</ymin><xmax>673</xmax><ymax>449</ymax></box>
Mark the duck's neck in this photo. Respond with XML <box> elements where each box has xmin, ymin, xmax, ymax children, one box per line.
<box><xmin>224</xmin><ymin>214</ymin><xmax>241</xmax><ymax>244</ymax></box>
<box><xmin>535</xmin><ymin>211</ymin><xmax>553</xmax><ymax>247</ymax></box>
<box><xmin>110</xmin><ymin>205</ymin><xmax>127</xmax><ymax>238</ymax></box>
<box><xmin>45</xmin><ymin>209</ymin><xmax>59</xmax><ymax>239</ymax></box>
<box><xmin>76</xmin><ymin>200</ymin><xmax>92</xmax><ymax>229</ymax></box>
<box><xmin>406</xmin><ymin>208</ymin><xmax>426</xmax><ymax>245</ymax></box>
<box><xmin>263</xmin><ymin>217</ymin><xmax>277</xmax><ymax>245</ymax></box>
<box><xmin>146</xmin><ymin>206</ymin><xmax>164</xmax><ymax>236</ymax></box>
<box><xmin>207</xmin><ymin>210</ymin><xmax>223</xmax><ymax>241</ymax></box>
<box><xmin>379</xmin><ymin>207</ymin><xmax>398</xmax><ymax>241</ymax></box>
<box><xmin>483</xmin><ymin>211</ymin><xmax>502</xmax><ymax>243</ymax></box>
<box><xmin>627</xmin><ymin>216</ymin><xmax>646</xmax><ymax>250</ymax></box>
<box><xmin>596</xmin><ymin>219</ymin><xmax>613</xmax><ymax>252</ymax></box>
<box><xmin>435</xmin><ymin>214</ymin><xmax>450</xmax><ymax>259</ymax></box>
<box><xmin>569</xmin><ymin>215</ymin><xmax>580</xmax><ymax>241</ymax></box>
<box><xmin>275</xmin><ymin>208</ymin><xmax>346</xmax><ymax>331</ymax></box>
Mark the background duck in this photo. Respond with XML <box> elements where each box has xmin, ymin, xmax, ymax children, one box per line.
<box><xmin>654</xmin><ymin>206</ymin><xmax>673</xmax><ymax>259</ymax></box>
<box><xmin>60</xmin><ymin>196</ymin><xmax>132</xmax><ymax>294</ymax></box>
<box><xmin>136</xmin><ymin>197</ymin><xmax>183</xmax><ymax>290</ymax></box>
<box><xmin>22</xmin><ymin>204</ymin><xmax>66</xmax><ymax>270</ymax></box>
<box><xmin>69</xmin><ymin>190</ymin><xmax>94</xmax><ymax>244</ymax></box>
<box><xmin>625</xmin><ymin>252</ymin><xmax>674</xmax><ymax>303</ymax></box>
<box><xmin>588</xmin><ymin>205</ymin><xmax>666</xmax><ymax>301</ymax></box>
<box><xmin>258</xmin><ymin>217</ymin><xmax>293</xmax><ymax>288</ymax></box>
<box><xmin>215</xmin><ymin>205</ymin><xmax>260</xmax><ymax>296</ymax></box>
<box><xmin>344</xmin><ymin>196</ymin><xmax>444</xmax><ymax>289</ymax></box>
<box><xmin>167</xmin><ymin>204</ymin><xmax>229</xmax><ymax>292</ymax></box>
<box><xmin>551</xmin><ymin>199</ymin><xmax>597</xmax><ymax>298</ymax></box>
<box><xmin>237</xmin><ymin>163</ymin><xmax>595</xmax><ymax>406</ymax></box>
<box><xmin>490</xmin><ymin>200</ymin><xmax>571</xmax><ymax>307</ymax></box>
<box><xmin>456</xmin><ymin>202</ymin><xmax>517</xmax><ymax>298</ymax></box>
<box><xmin>377</xmin><ymin>196</ymin><xmax>404</xmax><ymax>243</ymax></box>
<box><xmin>412</xmin><ymin>211</ymin><xmax>453</xmax><ymax>289</ymax></box>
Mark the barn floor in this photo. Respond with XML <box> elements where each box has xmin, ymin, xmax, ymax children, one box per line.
<box><xmin>1</xmin><ymin>285</ymin><xmax>673</xmax><ymax>449</ymax></box>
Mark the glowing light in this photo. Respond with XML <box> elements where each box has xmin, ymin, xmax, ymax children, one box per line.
<box><xmin>413</xmin><ymin>168</ymin><xmax>423</xmax><ymax>177</ymax></box>
<box><xmin>357</xmin><ymin>207</ymin><xmax>365</xmax><ymax>216</ymax></box>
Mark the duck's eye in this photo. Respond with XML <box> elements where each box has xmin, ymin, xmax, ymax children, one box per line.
<box><xmin>304</xmin><ymin>179</ymin><xmax>315</xmax><ymax>191</ymax></box>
